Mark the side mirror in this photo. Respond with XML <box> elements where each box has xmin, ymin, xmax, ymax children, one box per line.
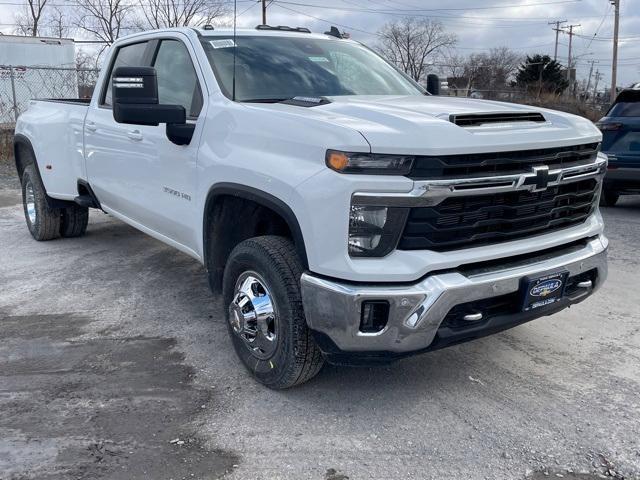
<box><xmin>426</xmin><ymin>74</ymin><xmax>440</xmax><ymax>96</ymax></box>
<box><xmin>112</xmin><ymin>66</ymin><xmax>185</xmax><ymax>126</ymax></box>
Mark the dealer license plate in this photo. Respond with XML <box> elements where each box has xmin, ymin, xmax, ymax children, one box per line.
<box><xmin>521</xmin><ymin>271</ymin><xmax>568</xmax><ymax>312</ymax></box>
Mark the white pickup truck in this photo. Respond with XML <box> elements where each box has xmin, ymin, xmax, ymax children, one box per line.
<box><xmin>14</xmin><ymin>26</ymin><xmax>608</xmax><ymax>388</ymax></box>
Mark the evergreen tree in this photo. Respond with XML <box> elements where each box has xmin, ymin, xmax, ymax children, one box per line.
<box><xmin>516</xmin><ymin>54</ymin><xmax>569</xmax><ymax>95</ymax></box>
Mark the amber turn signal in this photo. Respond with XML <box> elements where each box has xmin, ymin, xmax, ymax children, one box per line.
<box><xmin>326</xmin><ymin>151</ymin><xmax>349</xmax><ymax>171</ymax></box>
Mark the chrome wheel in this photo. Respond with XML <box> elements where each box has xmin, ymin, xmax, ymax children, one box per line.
<box><xmin>25</xmin><ymin>180</ymin><xmax>36</xmax><ymax>224</ymax></box>
<box><xmin>228</xmin><ymin>272</ymin><xmax>278</xmax><ymax>359</ymax></box>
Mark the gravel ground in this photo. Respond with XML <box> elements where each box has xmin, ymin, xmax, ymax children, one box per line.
<box><xmin>1</xmin><ymin>170</ymin><xmax>639</xmax><ymax>480</ymax></box>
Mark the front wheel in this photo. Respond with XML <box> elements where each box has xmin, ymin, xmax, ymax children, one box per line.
<box><xmin>222</xmin><ymin>236</ymin><xmax>324</xmax><ymax>389</ymax></box>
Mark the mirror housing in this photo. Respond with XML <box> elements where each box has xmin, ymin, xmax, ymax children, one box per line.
<box><xmin>112</xmin><ymin>66</ymin><xmax>186</xmax><ymax>126</ymax></box>
<box><xmin>426</xmin><ymin>74</ymin><xmax>440</xmax><ymax>96</ymax></box>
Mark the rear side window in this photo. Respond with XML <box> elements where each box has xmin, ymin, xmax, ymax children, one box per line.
<box><xmin>153</xmin><ymin>40</ymin><xmax>203</xmax><ymax>117</ymax></box>
<box><xmin>608</xmin><ymin>102</ymin><xmax>640</xmax><ymax>117</ymax></box>
<box><xmin>102</xmin><ymin>41</ymin><xmax>149</xmax><ymax>107</ymax></box>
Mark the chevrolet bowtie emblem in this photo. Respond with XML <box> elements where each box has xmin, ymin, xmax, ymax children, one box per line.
<box><xmin>521</xmin><ymin>165</ymin><xmax>551</xmax><ymax>192</ymax></box>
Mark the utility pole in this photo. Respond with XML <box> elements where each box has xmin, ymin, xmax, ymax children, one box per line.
<box><xmin>585</xmin><ymin>59</ymin><xmax>599</xmax><ymax>99</ymax></box>
<box><xmin>262</xmin><ymin>0</ymin><xmax>267</xmax><ymax>25</ymax></box>
<box><xmin>593</xmin><ymin>69</ymin><xmax>603</xmax><ymax>105</ymax></box>
<box><xmin>548</xmin><ymin>20</ymin><xmax>567</xmax><ymax>61</ymax></box>
<box><xmin>564</xmin><ymin>24</ymin><xmax>581</xmax><ymax>92</ymax></box>
<box><xmin>610</xmin><ymin>0</ymin><xmax>620</xmax><ymax>102</ymax></box>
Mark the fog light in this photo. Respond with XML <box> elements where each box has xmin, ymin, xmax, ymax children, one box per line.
<box><xmin>360</xmin><ymin>300</ymin><xmax>389</xmax><ymax>333</ymax></box>
<box><xmin>348</xmin><ymin>205</ymin><xmax>409</xmax><ymax>257</ymax></box>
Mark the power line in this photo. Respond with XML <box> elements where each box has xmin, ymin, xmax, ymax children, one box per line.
<box><xmin>585</xmin><ymin>3</ymin><xmax>612</xmax><ymax>50</ymax></box>
<box><xmin>237</xmin><ymin>0</ymin><xmax>260</xmax><ymax>17</ymax></box>
<box><xmin>272</xmin><ymin>0</ymin><xmax>584</xmax><ymax>13</ymax></box>
<box><xmin>271</xmin><ymin>2</ymin><xmax>381</xmax><ymax>36</ymax></box>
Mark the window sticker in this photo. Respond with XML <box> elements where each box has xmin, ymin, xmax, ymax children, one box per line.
<box><xmin>308</xmin><ymin>56</ymin><xmax>330</xmax><ymax>63</ymax></box>
<box><xmin>209</xmin><ymin>39</ymin><xmax>236</xmax><ymax>49</ymax></box>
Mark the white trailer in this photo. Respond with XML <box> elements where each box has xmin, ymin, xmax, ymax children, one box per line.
<box><xmin>0</xmin><ymin>35</ymin><xmax>76</xmax><ymax>123</ymax></box>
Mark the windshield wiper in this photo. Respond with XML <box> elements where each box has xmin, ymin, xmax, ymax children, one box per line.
<box><xmin>239</xmin><ymin>98</ymin><xmax>291</xmax><ymax>103</ymax></box>
<box><xmin>240</xmin><ymin>96</ymin><xmax>331</xmax><ymax>107</ymax></box>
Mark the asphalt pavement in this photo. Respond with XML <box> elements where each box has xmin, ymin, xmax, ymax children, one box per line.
<box><xmin>1</xmin><ymin>171</ymin><xmax>639</xmax><ymax>480</ymax></box>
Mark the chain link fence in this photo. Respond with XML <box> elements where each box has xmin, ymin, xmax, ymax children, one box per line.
<box><xmin>0</xmin><ymin>65</ymin><xmax>100</xmax><ymax>126</ymax></box>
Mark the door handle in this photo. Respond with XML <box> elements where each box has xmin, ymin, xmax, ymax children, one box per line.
<box><xmin>86</xmin><ymin>121</ymin><xmax>97</xmax><ymax>132</ymax></box>
<box><xmin>126</xmin><ymin>129</ymin><xmax>143</xmax><ymax>141</ymax></box>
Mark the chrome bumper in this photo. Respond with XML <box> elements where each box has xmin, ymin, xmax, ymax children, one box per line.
<box><xmin>300</xmin><ymin>236</ymin><xmax>608</xmax><ymax>354</ymax></box>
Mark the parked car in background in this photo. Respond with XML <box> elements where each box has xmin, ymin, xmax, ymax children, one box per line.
<box><xmin>597</xmin><ymin>87</ymin><xmax>640</xmax><ymax>206</ymax></box>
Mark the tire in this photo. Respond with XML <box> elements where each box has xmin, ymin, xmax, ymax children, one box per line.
<box><xmin>600</xmin><ymin>189</ymin><xmax>619</xmax><ymax>207</ymax></box>
<box><xmin>60</xmin><ymin>204</ymin><xmax>89</xmax><ymax>237</ymax></box>
<box><xmin>222</xmin><ymin>236</ymin><xmax>324</xmax><ymax>389</ymax></box>
<box><xmin>21</xmin><ymin>164</ymin><xmax>61</xmax><ymax>241</ymax></box>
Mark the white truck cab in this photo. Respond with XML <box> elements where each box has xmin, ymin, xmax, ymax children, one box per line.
<box><xmin>14</xmin><ymin>26</ymin><xmax>607</xmax><ymax>388</ymax></box>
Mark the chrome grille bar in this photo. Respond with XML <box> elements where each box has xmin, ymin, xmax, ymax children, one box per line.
<box><xmin>353</xmin><ymin>153</ymin><xmax>607</xmax><ymax>208</ymax></box>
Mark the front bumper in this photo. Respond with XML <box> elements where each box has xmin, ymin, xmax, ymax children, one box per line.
<box><xmin>300</xmin><ymin>235</ymin><xmax>608</xmax><ymax>364</ymax></box>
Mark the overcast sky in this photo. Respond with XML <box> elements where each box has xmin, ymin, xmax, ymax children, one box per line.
<box><xmin>234</xmin><ymin>0</ymin><xmax>639</xmax><ymax>89</ymax></box>
<box><xmin>0</xmin><ymin>0</ymin><xmax>637</xmax><ymax>89</ymax></box>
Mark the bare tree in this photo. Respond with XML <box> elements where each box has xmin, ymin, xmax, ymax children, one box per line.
<box><xmin>445</xmin><ymin>47</ymin><xmax>521</xmax><ymax>98</ymax></box>
<box><xmin>483</xmin><ymin>47</ymin><xmax>521</xmax><ymax>91</ymax></box>
<box><xmin>377</xmin><ymin>18</ymin><xmax>456</xmax><ymax>82</ymax></box>
<box><xmin>46</xmin><ymin>7</ymin><xmax>70</xmax><ymax>38</ymax></box>
<box><xmin>442</xmin><ymin>53</ymin><xmax>468</xmax><ymax>96</ymax></box>
<box><xmin>75</xmin><ymin>49</ymin><xmax>101</xmax><ymax>98</ymax></box>
<box><xmin>14</xmin><ymin>0</ymin><xmax>48</xmax><ymax>36</ymax></box>
<box><xmin>138</xmin><ymin>0</ymin><xmax>227</xmax><ymax>29</ymax></box>
<box><xmin>73</xmin><ymin>0</ymin><xmax>138</xmax><ymax>44</ymax></box>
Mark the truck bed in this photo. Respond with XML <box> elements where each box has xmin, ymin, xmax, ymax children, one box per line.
<box><xmin>15</xmin><ymin>99</ymin><xmax>90</xmax><ymax>200</ymax></box>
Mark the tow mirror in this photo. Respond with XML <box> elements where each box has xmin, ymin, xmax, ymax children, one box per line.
<box><xmin>112</xmin><ymin>66</ymin><xmax>193</xmax><ymax>145</ymax></box>
<box><xmin>112</xmin><ymin>66</ymin><xmax>185</xmax><ymax>126</ymax></box>
<box><xmin>426</xmin><ymin>74</ymin><xmax>440</xmax><ymax>96</ymax></box>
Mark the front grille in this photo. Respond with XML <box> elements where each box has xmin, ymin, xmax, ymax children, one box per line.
<box><xmin>398</xmin><ymin>179</ymin><xmax>598</xmax><ymax>251</ymax></box>
<box><xmin>408</xmin><ymin>143</ymin><xmax>599</xmax><ymax>180</ymax></box>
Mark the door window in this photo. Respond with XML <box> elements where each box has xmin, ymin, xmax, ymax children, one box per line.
<box><xmin>153</xmin><ymin>40</ymin><xmax>203</xmax><ymax>117</ymax></box>
<box><xmin>101</xmin><ymin>41</ymin><xmax>149</xmax><ymax>107</ymax></box>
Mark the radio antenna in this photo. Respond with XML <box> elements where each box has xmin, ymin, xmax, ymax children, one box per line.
<box><xmin>232</xmin><ymin>0</ymin><xmax>237</xmax><ymax>101</ymax></box>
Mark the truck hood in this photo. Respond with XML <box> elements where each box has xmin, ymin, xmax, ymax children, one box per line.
<box><xmin>251</xmin><ymin>95</ymin><xmax>601</xmax><ymax>155</ymax></box>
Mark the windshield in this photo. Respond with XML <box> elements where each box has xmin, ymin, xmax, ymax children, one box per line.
<box><xmin>200</xmin><ymin>35</ymin><xmax>423</xmax><ymax>101</ymax></box>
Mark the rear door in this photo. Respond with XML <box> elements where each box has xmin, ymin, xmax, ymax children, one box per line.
<box><xmin>84</xmin><ymin>40</ymin><xmax>153</xmax><ymax>218</ymax></box>
<box><xmin>601</xmin><ymin>90</ymin><xmax>640</xmax><ymax>166</ymax></box>
<box><xmin>85</xmin><ymin>35</ymin><xmax>206</xmax><ymax>254</ymax></box>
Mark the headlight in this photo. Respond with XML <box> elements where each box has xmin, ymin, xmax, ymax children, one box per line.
<box><xmin>326</xmin><ymin>150</ymin><xmax>414</xmax><ymax>175</ymax></box>
<box><xmin>349</xmin><ymin>205</ymin><xmax>409</xmax><ymax>257</ymax></box>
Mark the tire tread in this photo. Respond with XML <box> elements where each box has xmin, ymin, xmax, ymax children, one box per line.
<box><xmin>22</xmin><ymin>164</ymin><xmax>61</xmax><ymax>241</ymax></box>
<box><xmin>224</xmin><ymin>236</ymin><xmax>323</xmax><ymax>388</ymax></box>
<box><xmin>60</xmin><ymin>205</ymin><xmax>89</xmax><ymax>237</ymax></box>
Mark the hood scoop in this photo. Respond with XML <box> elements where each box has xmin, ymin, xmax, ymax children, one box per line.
<box><xmin>450</xmin><ymin>112</ymin><xmax>546</xmax><ymax>127</ymax></box>
<box><xmin>280</xmin><ymin>96</ymin><xmax>331</xmax><ymax>108</ymax></box>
